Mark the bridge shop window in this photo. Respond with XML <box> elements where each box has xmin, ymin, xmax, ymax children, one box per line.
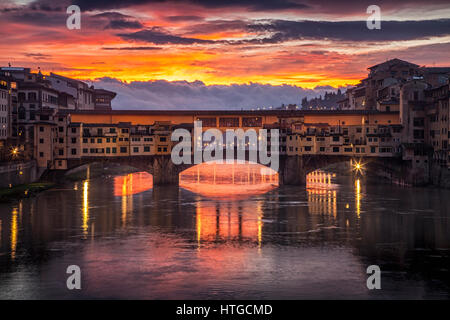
<box><xmin>242</xmin><ymin>117</ymin><xmax>262</xmax><ymax>127</ymax></box>
<box><xmin>219</xmin><ymin>117</ymin><xmax>239</xmax><ymax>127</ymax></box>
<box><xmin>197</xmin><ymin>117</ymin><xmax>216</xmax><ymax>127</ymax></box>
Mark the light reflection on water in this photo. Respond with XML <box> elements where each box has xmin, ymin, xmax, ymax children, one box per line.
<box><xmin>0</xmin><ymin>165</ymin><xmax>450</xmax><ymax>299</ymax></box>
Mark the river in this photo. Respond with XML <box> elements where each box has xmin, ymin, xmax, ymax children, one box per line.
<box><xmin>0</xmin><ymin>163</ymin><xmax>449</xmax><ymax>299</ymax></box>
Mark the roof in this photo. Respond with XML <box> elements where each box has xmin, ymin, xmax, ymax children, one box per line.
<box><xmin>94</xmin><ymin>88</ymin><xmax>117</xmax><ymax>97</ymax></box>
<box><xmin>368</xmin><ymin>58</ymin><xmax>419</xmax><ymax>70</ymax></box>
<box><xmin>59</xmin><ymin>109</ymin><xmax>399</xmax><ymax>117</ymax></box>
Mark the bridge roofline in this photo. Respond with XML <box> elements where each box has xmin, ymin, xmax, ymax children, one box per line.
<box><xmin>59</xmin><ymin>109</ymin><xmax>399</xmax><ymax>117</ymax></box>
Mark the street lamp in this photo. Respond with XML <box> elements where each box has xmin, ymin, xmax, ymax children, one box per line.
<box><xmin>11</xmin><ymin>146</ymin><xmax>19</xmax><ymax>159</ymax></box>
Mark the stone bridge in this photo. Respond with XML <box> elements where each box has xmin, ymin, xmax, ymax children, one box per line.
<box><xmin>65</xmin><ymin>153</ymin><xmax>412</xmax><ymax>186</ymax></box>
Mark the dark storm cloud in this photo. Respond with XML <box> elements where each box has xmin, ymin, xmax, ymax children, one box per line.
<box><xmin>24</xmin><ymin>53</ymin><xmax>52</xmax><ymax>60</ymax></box>
<box><xmin>68</xmin><ymin>0</ymin><xmax>308</xmax><ymax>11</ymax></box>
<box><xmin>92</xmin><ymin>12</ymin><xmax>144</xmax><ymax>29</ymax></box>
<box><xmin>6</xmin><ymin>11</ymin><xmax>67</xmax><ymax>27</ymax></box>
<box><xmin>165</xmin><ymin>15</ymin><xmax>205</xmax><ymax>22</ymax></box>
<box><xmin>246</xmin><ymin>19</ymin><xmax>450</xmax><ymax>42</ymax></box>
<box><xmin>117</xmin><ymin>28</ymin><xmax>214</xmax><ymax>44</ymax></box>
<box><xmin>105</xmin><ymin>19</ymin><xmax>144</xmax><ymax>29</ymax></box>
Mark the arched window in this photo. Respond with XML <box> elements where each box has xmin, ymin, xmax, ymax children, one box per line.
<box><xmin>18</xmin><ymin>106</ymin><xmax>26</xmax><ymax>120</ymax></box>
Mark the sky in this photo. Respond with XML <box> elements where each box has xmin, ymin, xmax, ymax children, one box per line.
<box><xmin>1</xmin><ymin>0</ymin><xmax>450</xmax><ymax>109</ymax></box>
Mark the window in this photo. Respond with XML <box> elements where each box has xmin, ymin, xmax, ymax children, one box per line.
<box><xmin>106</xmin><ymin>138</ymin><xmax>110</xmax><ymax>143</ymax></box>
<box><xmin>90</xmin><ymin>148</ymin><xmax>96</xmax><ymax>153</ymax></box>
<box><xmin>110</xmin><ymin>128</ymin><xmax>116</xmax><ymax>133</ymax></box>
<box><xmin>333</xmin><ymin>147</ymin><xmax>339</xmax><ymax>152</ymax></box>
<box><xmin>39</xmin><ymin>152</ymin><xmax>44</xmax><ymax>157</ymax></box>
<box><xmin>319</xmin><ymin>147</ymin><xmax>325</xmax><ymax>152</ymax></box>
<box><xmin>144</xmin><ymin>146</ymin><xmax>150</xmax><ymax>152</ymax></box>
<box><xmin>112</xmin><ymin>147</ymin><xmax>117</xmax><ymax>154</ymax></box>
<box><xmin>83</xmin><ymin>138</ymin><xmax>88</xmax><ymax>143</ymax></box>
<box><xmin>371</xmin><ymin>147</ymin><xmax>376</xmax><ymax>153</ymax></box>
<box><xmin>219</xmin><ymin>117</ymin><xmax>239</xmax><ymax>127</ymax></box>
<box><xmin>163</xmin><ymin>147</ymin><xmax>167</xmax><ymax>152</ymax></box>
<box><xmin>304</xmin><ymin>146</ymin><xmax>312</xmax><ymax>151</ymax></box>
<box><xmin>71</xmin><ymin>138</ymin><xmax>76</xmax><ymax>143</ymax></box>
<box><xmin>97</xmin><ymin>128</ymin><xmax>103</xmax><ymax>136</ymax></box>
<box><xmin>160</xmin><ymin>137</ymin><xmax>166</xmax><ymax>142</ymax></box>
<box><xmin>133</xmin><ymin>147</ymin><xmax>139</xmax><ymax>153</ymax></box>
<box><xmin>59</xmin><ymin>138</ymin><xmax>64</xmax><ymax>143</ymax></box>
<box><xmin>413</xmin><ymin>130</ymin><xmax>424</xmax><ymax>139</ymax></box>
<box><xmin>121</xmin><ymin>129</ymin><xmax>129</xmax><ymax>133</ymax></box>
<box><xmin>58</xmin><ymin>126</ymin><xmax>64</xmax><ymax>132</ymax></box>
<box><xmin>97</xmin><ymin>138</ymin><xmax>102</xmax><ymax>143</ymax></box>
<box><xmin>39</xmin><ymin>138</ymin><xmax>44</xmax><ymax>144</ymax></box>
<box><xmin>71</xmin><ymin>149</ymin><xmax>77</xmax><ymax>155</ymax></box>
<box><xmin>90</xmin><ymin>138</ymin><xmax>95</xmax><ymax>143</ymax></box>
<box><xmin>58</xmin><ymin>149</ymin><xmax>64</xmax><ymax>156</ymax></box>
<box><xmin>120</xmin><ymin>147</ymin><xmax>127</xmax><ymax>153</ymax></box>
<box><xmin>71</xmin><ymin>128</ymin><xmax>77</xmax><ymax>133</ymax></box>
<box><xmin>83</xmin><ymin>148</ymin><xmax>88</xmax><ymax>154</ymax></box>
<box><xmin>106</xmin><ymin>147</ymin><xmax>110</xmax><ymax>154</ymax></box>
<box><xmin>197</xmin><ymin>117</ymin><xmax>217</xmax><ymax>127</ymax></box>
<box><xmin>40</xmin><ymin>126</ymin><xmax>44</xmax><ymax>132</ymax></box>
<box><xmin>332</xmin><ymin>136</ymin><xmax>339</xmax><ymax>142</ymax></box>
<box><xmin>242</xmin><ymin>117</ymin><xmax>262</xmax><ymax>127</ymax></box>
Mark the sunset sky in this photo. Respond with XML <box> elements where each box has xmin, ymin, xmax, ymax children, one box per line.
<box><xmin>1</xmin><ymin>0</ymin><xmax>450</xmax><ymax>108</ymax></box>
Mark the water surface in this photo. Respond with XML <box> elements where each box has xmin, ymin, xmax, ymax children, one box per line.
<box><xmin>0</xmin><ymin>168</ymin><xmax>449</xmax><ymax>299</ymax></box>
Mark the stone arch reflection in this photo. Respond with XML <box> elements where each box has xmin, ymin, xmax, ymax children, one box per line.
<box><xmin>179</xmin><ymin>160</ymin><xmax>278</xmax><ymax>200</ymax></box>
<box><xmin>306</xmin><ymin>170</ymin><xmax>338</xmax><ymax>217</ymax></box>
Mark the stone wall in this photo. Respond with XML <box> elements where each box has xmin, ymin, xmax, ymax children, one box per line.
<box><xmin>430</xmin><ymin>164</ymin><xmax>450</xmax><ymax>189</ymax></box>
<box><xmin>0</xmin><ymin>161</ymin><xmax>39</xmax><ymax>188</ymax></box>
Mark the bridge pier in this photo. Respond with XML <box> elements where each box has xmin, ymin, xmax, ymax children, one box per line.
<box><xmin>279</xmin><ymin>155</ymin><xmax>307</xmax><ymax>185</ymax></box>
<box><xmin>150</xmin><ymin>156</ymin><xmax>183</xmax><ymax>186</ymax></box>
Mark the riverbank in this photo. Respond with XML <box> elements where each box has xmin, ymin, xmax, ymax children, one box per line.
<box><xmin>64</xmin><ymin>163</ymin><xmax>139</xmax><ymax>181</ymax></box>
<box><xmin>0</xmin><ymin>182</ymin><xmax>55</xmax><ymax>202</ymax></box>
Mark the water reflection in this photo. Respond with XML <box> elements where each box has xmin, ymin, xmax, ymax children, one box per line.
<box><xmin>82</xmin><ymin>180</ymin><xmax>89</xmax><ymax>238</ymax></box>
<box><xmin>180</xmin><ymin>161</ymin><xmax>278</xmax><ymax>199</ymax></box>
<box><xmin>0</xmin><ymin>168</ymin><xmax>450</xmax><ymax>299</ymax></box>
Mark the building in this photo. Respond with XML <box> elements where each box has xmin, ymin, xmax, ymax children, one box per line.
<box><xmin>94</xmin><ymin>89</ymin><xmax>116</xmax><ymax>111</ymax></box>
<box><xmin>47</xmin><ymin>73</ymin><xmax>95</xmax><ymax>110</ymax></box>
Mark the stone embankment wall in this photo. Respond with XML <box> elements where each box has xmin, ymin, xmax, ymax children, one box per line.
<box><xmin>430</xmin><ymin>164</ymin><xmax>450</xmax><ymax>189</ymax></box>
<box><xmin>0</xmin><ymin>161</ymin><xmax>40</xmax><ymax>188</ymax></box>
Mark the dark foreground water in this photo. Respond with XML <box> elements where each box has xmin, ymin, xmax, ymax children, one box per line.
<box><xmin>0</xmin><ymin>171</ymin><xmax>449</xmax><ymax>299</ymax></box>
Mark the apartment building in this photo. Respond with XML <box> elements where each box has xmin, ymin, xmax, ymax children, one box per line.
<box><xmin>0</xmin><ymin>78</ymin><xmax>10</xmax><ymax>143</ymax></box>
